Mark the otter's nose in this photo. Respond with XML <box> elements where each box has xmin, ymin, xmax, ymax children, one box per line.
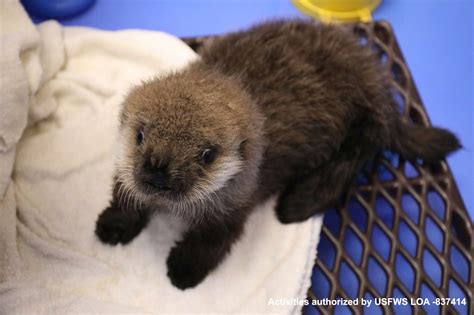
<box><xmin>142</xmin><ymin>158</ymin><xmax>171</xmax><ymax>190</ymax></box>
<box><xmin>146</xmin><ymin>170</ymin><xmax>170</xmax><ymax>190</ymax></box>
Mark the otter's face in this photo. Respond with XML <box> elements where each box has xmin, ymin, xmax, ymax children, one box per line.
<box><xmin>125</xmin><ymin>123</ymin><xmax>243</xmax><ymax>202</ymax></box>
<box><xmin>117</xmin><ymin>66</ymin><xmax>262</xmax><ymax>206</ymax></box>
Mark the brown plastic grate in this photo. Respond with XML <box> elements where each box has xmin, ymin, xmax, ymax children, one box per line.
<box><xmin>182</xmin><ymin>21</ymin><xmax>473</xmax><ymax>314</ymax></box>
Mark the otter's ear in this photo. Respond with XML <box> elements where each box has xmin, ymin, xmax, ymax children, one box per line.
<box><xmin>238</xmin><ymin>139</ymin><xmax>248</xmax><ymax>158</ymax></box>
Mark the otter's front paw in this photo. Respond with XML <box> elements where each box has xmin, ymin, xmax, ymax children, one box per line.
<box><xmin>95</xmin><ymin>206</ymin><xmax>143</xmax><ymax>245</ymax></box>
<box><xmin>166</xmin><ymin>244</ymin><xmax>210</xmax><ymax>290</ymax></box>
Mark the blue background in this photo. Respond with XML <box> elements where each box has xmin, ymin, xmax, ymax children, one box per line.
<box><xmin>27</xmin><ymin>0</ymin><xmax>473</xmax><ymax>220</ymax></box>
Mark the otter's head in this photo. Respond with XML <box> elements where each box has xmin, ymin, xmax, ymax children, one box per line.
<box><xmin>117</xmin><ymin>64</ymin><xmax>264</xmax><ymax>209</ymax></box>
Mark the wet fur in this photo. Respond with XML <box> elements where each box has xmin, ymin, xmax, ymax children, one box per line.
<box><xmin>95</xmin><ymin>19</ymin><xmax>460</xmax><ymax>289</ymax></box>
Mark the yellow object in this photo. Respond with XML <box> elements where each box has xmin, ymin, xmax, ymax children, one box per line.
<box><xmin>292</xmin><ymin>0</ymin><xmax>381</xmax><ymax>22</ymax></box>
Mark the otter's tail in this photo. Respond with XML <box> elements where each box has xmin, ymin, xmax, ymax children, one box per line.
<box><xmin>390</xmin><ymin>122</ymin><xmax>461</xmax><ymax>163</ymax></box>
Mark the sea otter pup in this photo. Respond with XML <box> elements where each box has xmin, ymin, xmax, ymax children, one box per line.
<box><xmin>95</xmin><ymin>20</ymin><xmax>460</xmax><ymax>289</ymax></box>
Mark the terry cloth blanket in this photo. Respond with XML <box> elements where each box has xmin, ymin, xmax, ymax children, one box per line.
<box><xmin>0</xmin><ymin>1</ymin><xmax>323</xmax><ymax>313</ymax></box>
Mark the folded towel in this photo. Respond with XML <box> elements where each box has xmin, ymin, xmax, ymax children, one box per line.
<box><xmin>0</xmin><ymin>2</ymin><xmax>322</xmax><ymax>313</ymax></box>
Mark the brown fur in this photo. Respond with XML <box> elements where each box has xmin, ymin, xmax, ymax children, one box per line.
<box><xmin>95</xmin><ymin>19</ymin><xmax>460</xmax><ymax>289</ymax></box>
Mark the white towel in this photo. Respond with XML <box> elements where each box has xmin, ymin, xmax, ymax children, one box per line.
<box><xmin>0</xmin><ymin>1</ymin><xmax>323</xmax><ymax>313</ymax></box>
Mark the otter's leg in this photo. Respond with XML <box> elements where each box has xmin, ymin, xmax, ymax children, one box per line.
<box><xmin>276</xmin><ymin>154</ymin><xmax>367</xmax><ymax>224</ymax></box>
<box><xmin>166</xmin><ymin>215</ymin><xmax>246</xmax><ymax>290</ymax></box>
<box><xmin>95</xmin><ymin>181</ymin><xmax>151</xmax><ymax>245</ymax></box>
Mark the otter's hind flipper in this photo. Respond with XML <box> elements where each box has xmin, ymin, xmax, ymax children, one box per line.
<box><xmin>275</xmin><ymin>153</ymin><xmax>368</xmax><ymax>223</ymax></box>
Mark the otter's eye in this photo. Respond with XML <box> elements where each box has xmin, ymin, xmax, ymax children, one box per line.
<box><xmin>136</xmin><ymin>131</ymin><xmax>144</xmax><ymax>145</ymax></box>
<box><xmin>201</xmin><ymin>148</ymin><xmax>216</xmax><ymax>164</ymax></box>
